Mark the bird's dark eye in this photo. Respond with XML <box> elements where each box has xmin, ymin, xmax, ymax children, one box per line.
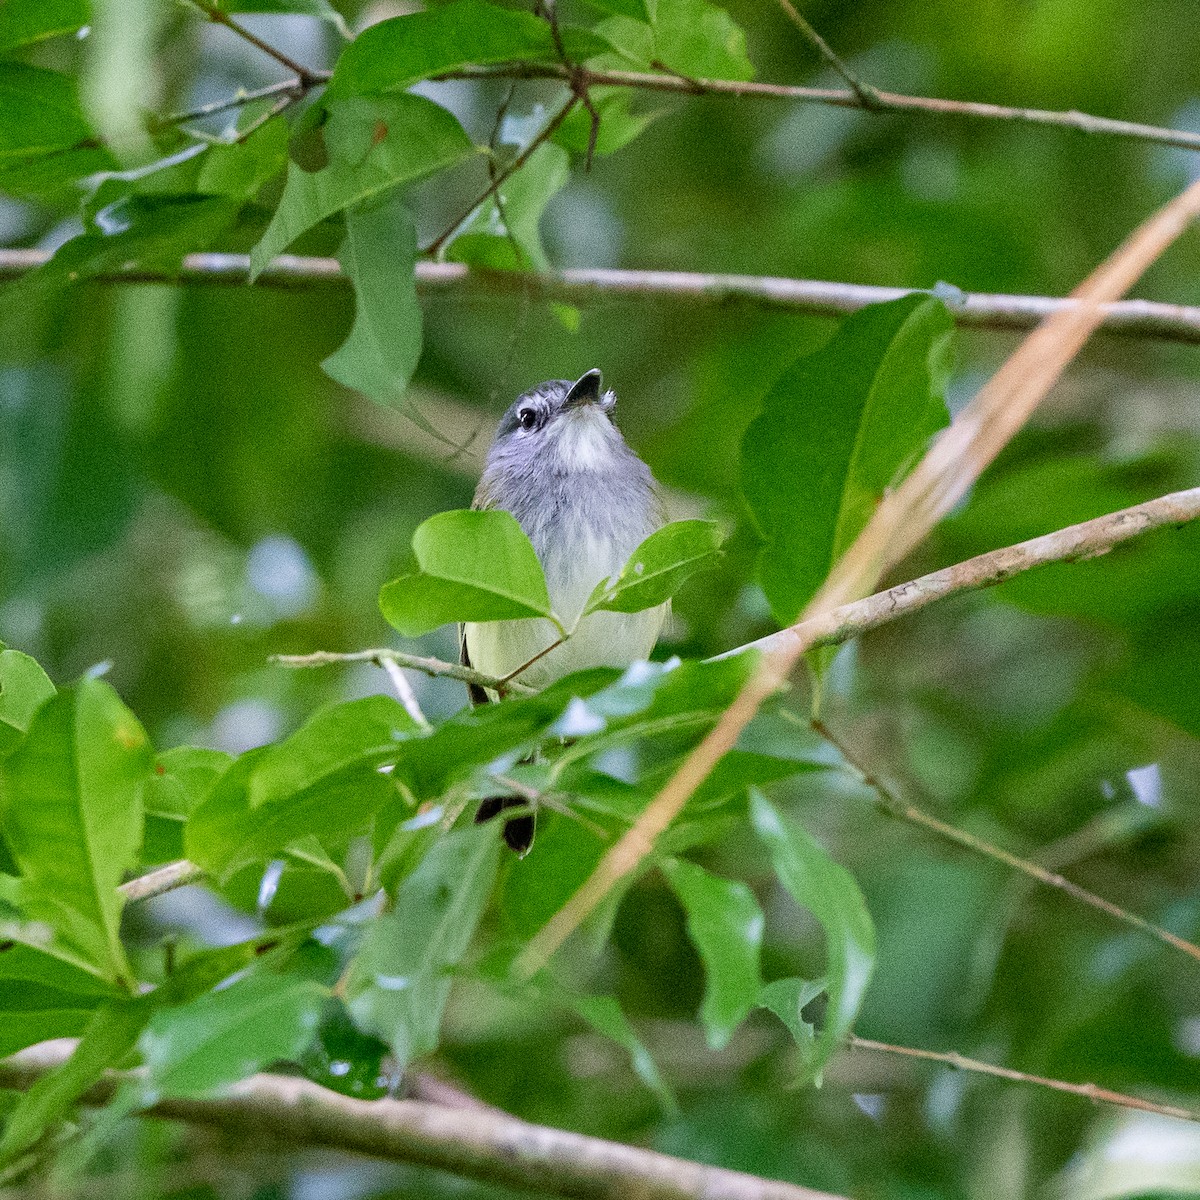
<box><xmin>518</xmin><ymin>408</ymin><xmax>538</xmax><ymax>431</ymax></box>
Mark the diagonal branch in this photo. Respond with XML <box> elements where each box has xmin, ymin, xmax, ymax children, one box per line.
<box><xmin>771</xmin><ymin>0</ymin><xmax>881</xmax><ymax>109</ymax></box>
<box><xmin>8</xmin><ymin>251</ymin><xmax>1200</xmax><ymax>345</ymax></box>
<box><xmin>0</xmin><ymin>1043</ymin><xmax>846</xmax><ymax>1200</ymax></box>
<box><xmin>189</xmin><ymin>0</ymin><xmax>321</xmax><ymax>86</ymax></box>
<box><xmin>514</xmin><ymin>174</ymin><xmax>1200</xmax><ymax>979</ymax></box>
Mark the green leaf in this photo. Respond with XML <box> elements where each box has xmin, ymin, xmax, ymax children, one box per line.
<box><xmin>347</xmin><ymin>825</ymin><xmax>499</xmax><ymax>1071</ymax></box>
<box><xmin>326</xmin><ymin>0</ymin><xmax>608</xmax><ymax>99</ymax></box>
<box><xmin>563</xmin><ymin>991</ymin><xmax>677</xmax><ymax>1113</ymax></box>
<box><xmin>3</xmin><ymin>680</ymin><xmax>150</xmax><ymax>984</ymax></box>
<box><xmin>143</xmin><ymin>747</ymin><xmax>231</xmax><ymax>864</ymax></box>
<box><xmin>379</xmin><ymin>509</ymin><xmax>559</xmax><ymax>637</ymax></box>
<box><xmin>741</xmin><ymin>294</ymin><xmax>953</xmax><ymax>624</ymax></box>
<box><xmin>0</xmin><ymin>62</ymin><xmax>100</xmax><ymax>159</ymax></box>
<box><xmin>0</xmin><ymin>0</ymin><xmax>87</xmax><ymax>50</ymax></box>
<box><xmin>138</xmin><ymin>971</ymin><xmax>326</xmax><ymax>1102</ymax></box>
<box><xmin>322</xmin><ymin>195</ymin><xmax>423</xmax><ymax>409</ymax></box>
<box><xmin>554</xmin><ymin>88</ymin><xmax>659</xmax><ymax>157</ymax></box>
<box><xmin>0</xmin><ymin>647</ymin><xmax>55</xmax><ymax>757</ymax></box>
<box><xmin>663</xmin><ymin>858</ymin><xmax>763</xmax><ymax>1049</ymax></box>
<box><xmin>186</xmin><ymin>696</ymin><xmax>415</xmax><ymax>880</ymax></box>
<box><xmin>250</xmin><ymin>95</ymin><xmax>476</xmax><ymax>279</ymax></box>
<box><xmin>750</xmin><ymin>791</ymin><xmax>875</xmax><ymax>1082</ymax></box>
<box><xmin>0</xmin><ymin>944</ymin><xmax>118</xmax><ymax>1058</ymax></box>
<box><xmin>447</xmin><ymin>141</ymin><xmax>569</xmax><ymax>272</ymax></box>
<box><xmin>0</xmin><ymin>998</ymin><xmax>151</xmax><ymax>1165</ymax></box>
<box><xmin>756</xmin><ymin>976</ymin><xmax>825</xmax><ymax>1053</ymax></box>
<box><xmin>597</xmin><ymin>0</ymin><xmax>753</xmax><ymax>81</ymax></box>
<box><xmin>579</xmin><ymin>0</ymin><xmax>652</xmax><ymax>22</ymax></box>
<box><xmin>584</xmin><ymin>519</ymin><xmax>722</xmax><ymax>616</ymax></box>
<box><xmin>196</xmin><ymin>113</ymin><xmax>290</xmax><ymax>200</ymax></box>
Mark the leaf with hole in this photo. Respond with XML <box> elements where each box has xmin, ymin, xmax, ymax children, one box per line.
<box><xmin>380</xmin><ymin>509</ymin><xmax>559</xmax><ymax>637</ymax></box>
<box><xmin>584</xmin><ymin>519</ymin><xmax>722</xmax><ymax>615</ymax></box>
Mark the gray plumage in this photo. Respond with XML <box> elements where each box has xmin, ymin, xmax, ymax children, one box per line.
<box><xmin>462</xmin><ymin>370</ymin><xmax>666</xmax><ymax>698</ymax></box>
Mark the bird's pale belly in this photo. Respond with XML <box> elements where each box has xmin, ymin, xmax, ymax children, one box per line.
<box><xmin>464</xmin><ymin>529</ymin><xmax>665</xmax><ymax>691</ymax></box>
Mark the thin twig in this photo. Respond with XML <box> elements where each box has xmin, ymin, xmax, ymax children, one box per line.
<box><xmin>771</xmin><ymin>0</ymin><xmax>881</xmax><ymax>109</ymax></box>
<box><xmin>189</xmin><ymin>0</ymin><xmax>321</xmax><ymax>86</ymax></box>
<box><xmin>9</xmin><ymin>251</ymin><xmax>1200</xmax><ymax>345</ymax></box>
<box><xmin>422</xmin><ymin>95</ymin><xmax>579</xmax><ymax>257</ymax></box>
<box><xmin>810</xmin><ymin>717</ymin><xmax>1200</xmax><ymax>966</ymax></box>
<box><xmin>377</xmin><ymin>657</ymin><xmax>433</xmax><ymax>731</ymax></box>
<box><xmin>151</xmin><ymin>77</ymin><xmax>322</xmax><ymax>133</ymax></box>
<box><xmin>119</xmin><ymin>860</ymin><xmax>204</xmax><ymax>902</ymax></box>
<box><xmin>514</xmin><ymin>171</ymin><xmax>1200</xmax><ymax>979</ymax></box>
<box><xmin>0</xmin><ymin>1045</ymin><xmax>847</xmax><ymax>1200</ymax></box>
<box><xmin>846</xmin><ymin>1037</ymin><xmax>1200</xmax><ymax>1124</ymax></box>
<box><xmin>435</xmin><ymin>62</ymin><xmax>1200</xmax><ymax>154</ymax></box>
<box><xmin>270</xmin><ymin>648</ymin><xmax>536</xmax><ymax>696</ymax></box>
<box><xmin>498</xmin><ymin>635</ymin><xmax>567</xmax><ymax>685</ymax></box>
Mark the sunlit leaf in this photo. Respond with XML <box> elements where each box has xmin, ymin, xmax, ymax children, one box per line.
<box><xmin>379</xmin><ymin>509</ymin><xmax>559</xmax><ymax>637</ymax></box>
<box><xmin>322</xmin><ymin>195</ymin><xmax>424</xmax><ymax>409</ymax></box>
<box><xmin>597</xmin><ymin>0</ymin><xmax>753</xmax><ymax>81</ymax></box>
<box><xmin>249</xmin><ymin>95</ymin><xmax>475</xmax><ymax>278</ymax></box>
<box><xmin>750</xmin><ymin>790</ymin><xmax>875</xmax><ymax>1082</ymax></box>
<box><xmin>0</xmin><ymin>0</ymin><xmax>87</xmax><ymax>50</ymax></box>
<box><xmin>138</xmin><ymin>971</ymin><xmax>326</xmax><ymax>1102</ymax></box>
<box><xmin>326</xmin><ymin>0</ymin><xmax>608</xmax><ymax>99</ymax></box>
<box><xmin>3</xmin><ymin>680</ymin><xmax>150</xmax><ymax>984</ymax></box>
<box><xmin>663</xmin><ymin>857</ymin><xmax>763</xmax><ymax>1049</ymax></box>
<box><xmin>742</xmin><ymin>294</ymin><xmax>953</xmax><ymax>624</ymax></box>
<box><xmin>0</xmin><ymin>646</ymin><xmax>55</xmax><ymax>757</ymax></box>
<box><xmin>347</xmin><ymin>824</ymin><xmax>500</xmax><ymax>1070</ymax></box>
<box><xmin>584</xmin><ymin>519</ymin><xmax>722</xmax><ymax>615</ymax></box>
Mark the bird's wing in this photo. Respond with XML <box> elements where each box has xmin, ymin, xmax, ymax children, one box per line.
<box><xmin>459</xmin><ymin>623</ymin><xmax>491</xmax><ymax>707</ymax></box>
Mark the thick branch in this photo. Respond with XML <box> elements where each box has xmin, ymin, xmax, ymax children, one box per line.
<box><xmin>0</xmin><ymin>1043</ymin><xmax>844</xmax><ymax>1200</ymax></box>
<box><xmin>119</xmin><ymin>859</ymin><xmax>203</xmax><ymax>902</ymax></box>
<box><xmin>730</xmin><ymin>485</ymin><xmax>1200</xmax><ymax>658</ymax></box>
<box><xmin>6</xmin><ymin>250</ymin><xmax>1200</xmax><ymax>345</ymax></box>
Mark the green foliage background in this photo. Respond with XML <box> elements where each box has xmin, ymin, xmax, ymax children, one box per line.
<box><xmin>2</xmin><ymin>0</ymin><xmax>1200</xmax><ymax>1196</ymax></box>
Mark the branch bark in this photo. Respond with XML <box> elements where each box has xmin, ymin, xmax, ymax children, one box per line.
<box><xmin>0</xmin><ymin>1043</ymin><xmax>845</xmax><ymax>1200</ymax></box>
<box><xmin>7</xmin><ymin>250</ymin><xmax>1200</xmax><ymax>345</ymax></box>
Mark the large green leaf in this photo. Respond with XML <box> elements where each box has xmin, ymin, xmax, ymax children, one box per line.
<box><xmin>741</xmin><ymin>294</ymin><xmax>953</xmax><ymax>625</ymax></box>
<box><xmin>326</xmin><ymin>0</ymin><xmax>607</xmax><ymax>99</ymax></box>
<box><xmin>750</xmin><ymin>790</ymin><xmax>875</xmax><ymax>1082</ymax></box>
<box><xmin>249</xmin><ymin>95</ymin><xmax>476</xmax><ymax>278</ymax></box>
<box><xmin>322</xmin><ymin>195</ymin><xmax>423</xmax><ymax>409</ymax></box>
<box><xmin>186</xmin><ymin>696</ymin><xmax>415</xmax><ymax>880</ymax></box>
<box><xmin>663</xmin><ymin>858</ymin><xmax>763</xmax><ymax>1049</ymax></box>
<box><xmin>584</xmin><ymin>519</ymin><xmax>722</xmax><ymax>616</ymax></box>
<box><xmin>0</xmin><ymin>62</ymin><xmax>101</xmax><ymax>159</ymax></box>
<box><xmin>0</xmin><ymin>0</ymin><xmax>87</xmax><ymax>49</ymax></box>
<box><xmin>138</xmin><ymin>971</ymin><xmax>326</xmax><ymax>1102</ymax></box>
<box><xmin>347</xmin><ymin>825</ymin><xmax>500</xmax><ymax>1070</ymax></box>
<box><xmin>597</xmin><ymin>0</ymin><xmax>753</xmax><ymax>81</ymax></box>
<box><xmin>379</xmin><ymin>509</ymin><xmax>560</xmax><ymax>637</ymax></box>
<box><xmin>447</xmin><ymin>141</ymin><xmax>570</xmax><ymax>272</ymax></box>
<box><xmin>0</xmin><ymin>998</ymin><xmax>151</xmax><ymax>1165</ymax></box>
<box><xmin>0</xmin><ymin>944</ymin><xmax>118</xmax><ymax>1058</ymax></box>
<box><xmin>3</xmin><ymin>680</ymin><xmax>150</xmax><ymax>985</ymax></box>
<box><xmin>0</xmin><ymin>647</ymin><xmax>55</xmax><ymax>757</ymax></box>
<box><xmin>142</xmin><ymin>747</ymin><xmax>231</xmax><ymax>865</ymax></box>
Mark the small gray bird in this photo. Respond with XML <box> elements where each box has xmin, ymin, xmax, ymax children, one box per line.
<box><xmin>462</xmin><ymin>369</ymin><xmax>667</xmax><ymax>701</ymax></box>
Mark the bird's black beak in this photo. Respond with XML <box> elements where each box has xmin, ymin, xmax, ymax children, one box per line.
<box><xmin>562</xmin><ymin>368</ymin><xmax>604</xmax><ymax>409</ymax></box>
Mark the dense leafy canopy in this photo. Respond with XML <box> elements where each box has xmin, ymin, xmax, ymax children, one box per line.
<box><xmin>2</xmin><ymin>0</ymin><xmax>1200</xmax><ymax>1197</ymax></box>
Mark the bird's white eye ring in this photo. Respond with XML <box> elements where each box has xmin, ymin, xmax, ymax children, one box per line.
<box><xmin>518</xmin><ymin>408</ymin><xmax>538</xmax><ymax>431</ymax></box>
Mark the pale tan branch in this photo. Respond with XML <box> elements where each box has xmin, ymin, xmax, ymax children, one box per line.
<box><xmin>847</xmin><ymin>1037</ymin><xmax>1200</xmax><ymax>1124</ymax></box>
<box><xmin>515</xmin><ymin>173</ymin><xmax>1200</xmax><ymax>978</ymax></box>
<box><xmin>727</xmin><ymin>485</ymin><xmax>1200</xmax><ymax>659</ymax></box>
<box><xmin>118</xmin><ymin>860</ymin><xmax>203</xmax><ymax>902</ymax></box>
<box><xmin>0</xmin><ymin>1043</ymin><xmax>845</xmax><ymax>1200</ymax></box>
<box><xmin>7</xmin><ymin>250</ymin><xmax>1200</xmax><ymax>344</ymax></box>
